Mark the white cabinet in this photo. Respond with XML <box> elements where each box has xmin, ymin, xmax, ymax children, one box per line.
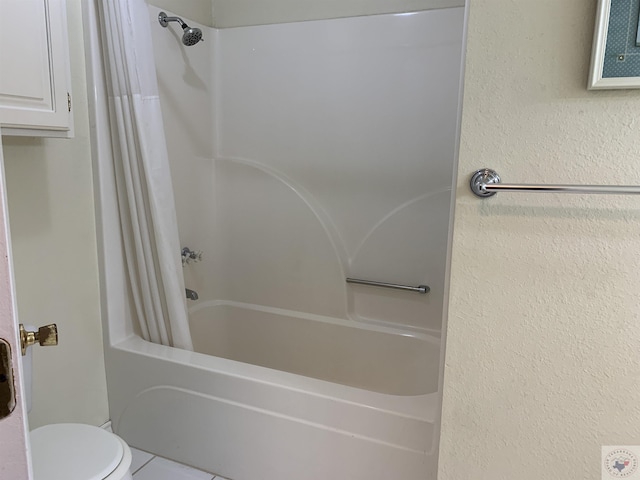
<box><xmin>0</xmin><ymin>0</ymin><xmax>73</xmax><ymax>136</ymax></box>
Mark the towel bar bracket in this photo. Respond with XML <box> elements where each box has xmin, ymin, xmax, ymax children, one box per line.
<box><xmin>470</xmin><ymin>168</ymin><xmax>501</xmax><ymax>197</ymax></box>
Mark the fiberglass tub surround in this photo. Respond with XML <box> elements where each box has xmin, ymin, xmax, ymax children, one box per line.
<box><xmin>89</xmin><ymin>3</ymin><xmax>465</xmax><ymax>480</ymax></box>
<box><xmin>179</xmin><ymin>11</ymin><xmax>458</xmax><ymax>336</ymax></box>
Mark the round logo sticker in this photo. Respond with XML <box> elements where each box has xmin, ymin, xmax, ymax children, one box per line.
<box><xmin>605</xmin><ymin>449</ymin><xmax>639</xmax><ymax>478</ymax></box>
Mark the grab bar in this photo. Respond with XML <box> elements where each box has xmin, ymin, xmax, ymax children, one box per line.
<box><xmin>470</xmin><ymin>168</ymin><xmax>640</xmax><ymax>198</ymax></box>
<box><xmin>346</xmin><ymin>278</ymin><xmax>430</xmax><ymax>294</ymax></box>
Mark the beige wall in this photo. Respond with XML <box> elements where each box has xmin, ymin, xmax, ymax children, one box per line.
<box><xmin>440</xmin><ymin>1</ymin><xmax>640</xmax><ymax>478</ymax></box>
<box><xmin>2</xmin><ymin>1</ymin><xmax>108</xmax><ymax>429</ymax></box>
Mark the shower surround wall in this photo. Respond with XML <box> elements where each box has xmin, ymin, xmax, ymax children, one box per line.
<box><xmin>156</xmin><ymin>8</ymin><xmax>462</xmax><ymax>337</ymax></box>
<box><xmin>90</xmin><ymin>5</ymin><xmax>463</xmax><ymax>480</ymax></box>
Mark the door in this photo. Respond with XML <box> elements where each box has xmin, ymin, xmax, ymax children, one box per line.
<box><xmin>0</xmin><ymin>139</ymin><xmax>32</xmax><ymax>479</ymax></box>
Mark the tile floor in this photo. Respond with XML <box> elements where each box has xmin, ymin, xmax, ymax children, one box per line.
<box><xmin>131</xmin><ymin>447</ymin><xmax>229</xmax><ymax>480</ymax></box>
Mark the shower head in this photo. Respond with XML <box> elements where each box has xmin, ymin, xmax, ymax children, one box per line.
<box><xmin>158</xmin><ymin>12</ymin><xmax>203</xmax><ymax>46</ymax></box>
<box><xmin>181</xmin><ymin>26</ymin><xmax>203</xmax><ymax>46</ymax></box>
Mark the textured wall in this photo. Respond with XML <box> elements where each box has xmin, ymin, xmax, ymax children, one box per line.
<box><xmin>2</xmin><ymin>1</ymin><xmax>109</xmax><ymax>429</ymax></box>
<box><xmin>439</xmin><ymin>1</ymin><xmax>640</xmax><ymax>479</ymax></box>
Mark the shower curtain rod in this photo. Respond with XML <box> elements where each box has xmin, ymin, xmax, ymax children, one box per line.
<box><xmin>470</xmin><ymin>168</ymin><xmax>640</xmax><ymax>198</ymax></box>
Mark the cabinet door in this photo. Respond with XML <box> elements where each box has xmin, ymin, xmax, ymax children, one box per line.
<box><xmin>0</xmin><ymin>0</ymin><xmax>71</xmax><ymax>134</ymax></box>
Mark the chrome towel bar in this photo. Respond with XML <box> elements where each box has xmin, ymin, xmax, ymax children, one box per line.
<box><xmin>470</xmin><ymin>168</ymin><xmax>640</xmax><ymax>198</ymax></box>
<box><xmin>346</xmin><ymin>278</ymin><xmax>430</xmax><ymax>294</ymax></box>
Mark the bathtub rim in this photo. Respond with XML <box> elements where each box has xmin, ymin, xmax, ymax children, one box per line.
<box><xmin>189</xmin><ymin>299</ymin><xmax>442</xmax><ymax>341</ymax></box>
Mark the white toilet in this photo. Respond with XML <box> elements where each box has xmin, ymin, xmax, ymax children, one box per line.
<box><xmin>23</xmin><ymin>331</ymin><xmax>133</xmax><ymax>480</ymax></box>
<box><xmin>30</xmin><ymin>424</ymin><xmax>133</xmax><ymax>480</ymax></box>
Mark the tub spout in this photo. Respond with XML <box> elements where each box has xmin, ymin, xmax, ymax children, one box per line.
<box><xmin>185</xmin><ymin>288</ymin><xmax>199</xmax><ymax>301</ymax></box>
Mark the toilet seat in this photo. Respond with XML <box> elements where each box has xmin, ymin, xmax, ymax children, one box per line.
<box><xmin>30</xmin><ymin>423</ymin><xmax>131</xmax><ymax>480</ymax></box>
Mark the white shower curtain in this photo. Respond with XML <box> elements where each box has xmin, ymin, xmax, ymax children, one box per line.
<box><xmin>98</xmin><ymin>0</ymin><xmax>193</xmax><ymax>350</ymax></box>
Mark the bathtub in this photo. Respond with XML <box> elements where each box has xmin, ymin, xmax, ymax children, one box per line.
<box><xmin>106</xmin><ymin>305</ymin><xmax>441</xmax><ymax>480</ymax></box>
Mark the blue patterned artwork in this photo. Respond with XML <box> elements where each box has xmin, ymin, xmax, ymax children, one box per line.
<box><xmin>603</xmin><ymin>0</ymin><xmax>640</xmax><ymax>77</ymax></box>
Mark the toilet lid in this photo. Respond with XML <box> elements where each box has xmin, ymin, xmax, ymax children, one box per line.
<box><xmin>30</xmin><ymin>423</ymin><xmax>124</xmax><ymax>480</ymax></box>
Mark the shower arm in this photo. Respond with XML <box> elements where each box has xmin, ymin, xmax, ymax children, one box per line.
<box><xmin>159</xmin><ymin>14</ymin><xmax>187</xmax><ymax>28</ymax></box>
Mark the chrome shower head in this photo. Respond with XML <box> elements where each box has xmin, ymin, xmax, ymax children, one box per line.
<box><xmin>181</xmin><ymin>26</ymin><xmax>203</xmax><ymax>46</ymax></box>
<box><xmin>158</xmin><ymin>12</ymin><xmax>203</xmax><ymax>46</ymax></box>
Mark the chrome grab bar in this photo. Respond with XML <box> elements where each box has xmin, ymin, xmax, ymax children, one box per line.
<box><xmin>346</xmin><ymin>278</ymin><xmax>430</xmax><ymax>294</ymax></box>
<box><xmin>470</xmin><ymin>168</ymin><xmax>640</xmax><ymax>198</ymax></box>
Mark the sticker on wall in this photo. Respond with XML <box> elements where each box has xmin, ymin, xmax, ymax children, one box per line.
<box><xmin>589</xmin><ymin>0</ymin><xmax>640</xmax><ymax>89</ymax></box>
<box><xmin>602</xmin><ymin>446</ymin><xmax>640</xmax><ymax>479</ymax></box>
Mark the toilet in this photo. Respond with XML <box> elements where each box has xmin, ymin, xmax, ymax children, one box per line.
<box><xmin>30</xmin><ymin>424</ymin><xmax>133</xmax><ymax>480</ymax></box>
<box><xmin>23</xmin><ymin>330</ymin><xmax>133</xmax><ymax>480</ymax></box>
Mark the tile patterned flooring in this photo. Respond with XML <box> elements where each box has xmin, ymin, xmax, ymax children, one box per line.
<box><xmin>131</xmin><ymin>447</ymin><xmax>229</xmax><ymax>480</ymax></box>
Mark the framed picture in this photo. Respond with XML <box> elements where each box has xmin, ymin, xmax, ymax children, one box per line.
<box><xmin>589</xmin><ymin>0</ymin><xmax>640</xmax><ymax>89</ymax></box>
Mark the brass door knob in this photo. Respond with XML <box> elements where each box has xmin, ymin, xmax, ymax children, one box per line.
<box><xmin>19</xmin><ymin>324</ymin><xmax>58</xmax><ymax>356</ymax></box>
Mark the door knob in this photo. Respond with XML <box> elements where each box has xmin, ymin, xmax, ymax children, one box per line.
<box><xmin>19</xmin><ymin>324</ymin><xmax>58</xmax><ymax>356</ymax></box>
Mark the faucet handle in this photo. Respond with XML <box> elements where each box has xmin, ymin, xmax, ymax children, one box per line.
<box><xmin>181</xmin><ymin>247</ymin><xmax>203</xmax><ymax>266</ymax></box>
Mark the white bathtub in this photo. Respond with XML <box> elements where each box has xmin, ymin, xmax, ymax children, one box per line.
<box><xmin>107</xmin><ymin>307</ymin><xmax>441</xmax><ymax>480</ymax></box>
